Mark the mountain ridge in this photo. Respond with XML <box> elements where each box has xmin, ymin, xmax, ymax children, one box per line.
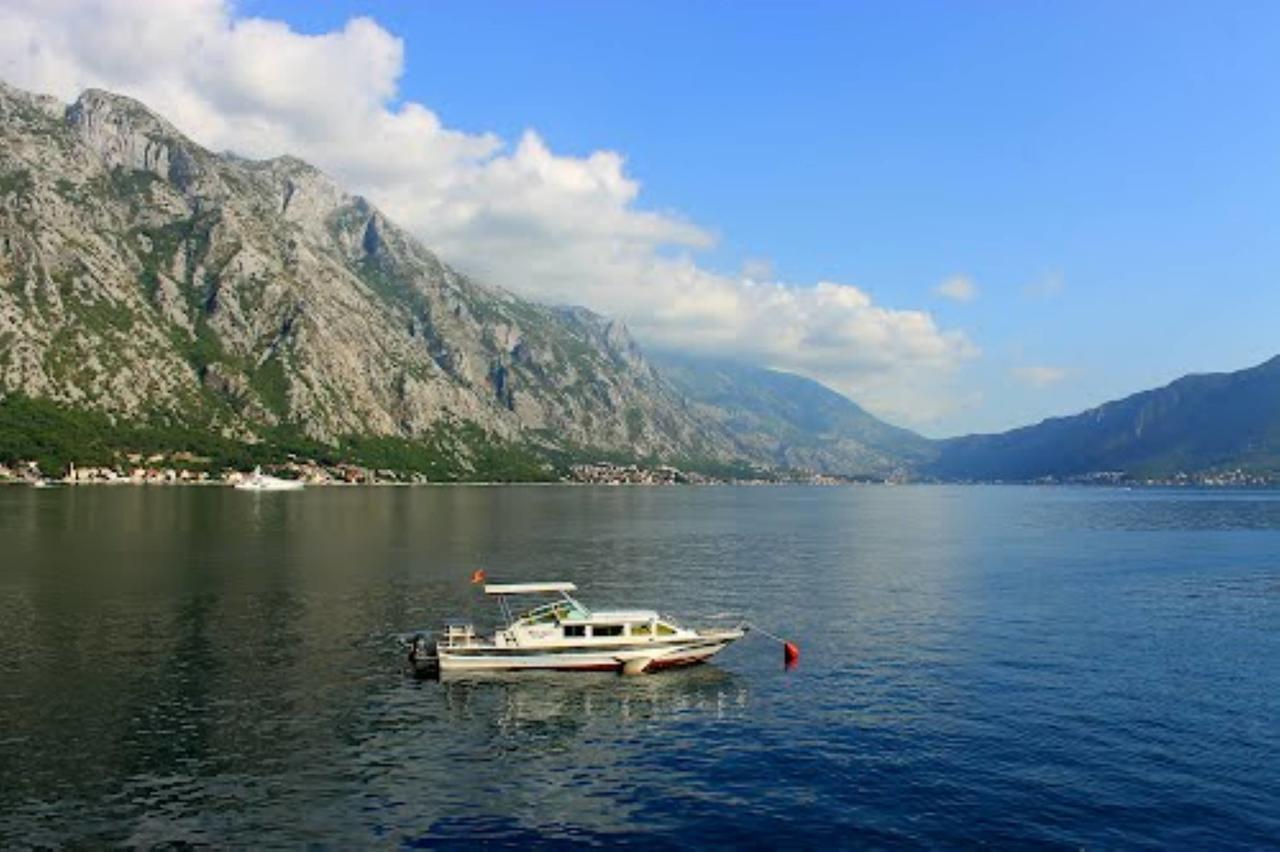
<box><xmin>651</xmin><ymin>350</ymin><xmax>936</xmax><ymax>477</ymax></box>
<box><xmin>930</xmin><ymin>354</ymin><xmax>1280</xmax><ymax>480</ymax></box>
<box><xmin>3</xmin><ymin>80</ymin><xmax>1277</xmax><ymax>483</ymax></box>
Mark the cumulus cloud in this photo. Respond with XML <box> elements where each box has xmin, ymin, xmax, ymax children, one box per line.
<box><xmin>934</xmin><ymin>275</ymin><xmax>977</xmax><ymax>303</ymax></box>
<box><xmin>740</xmin><ymin>257</ymin><xmax>775</xmax><ymax>281</ymax></box>
<box><xmin>0</xmin><ymin>0</ymin><xmax>979</xmax><ymax>424</ymax></box>
<box><xmin>1012</xmin><ymin>365</ymin><xmax>1070</xmax><ymax>388</ymax></box>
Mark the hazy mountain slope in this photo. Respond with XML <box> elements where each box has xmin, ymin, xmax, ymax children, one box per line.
<box><xmin>652</xmin><ymin>351</ymin><xmax>936</xmax><ymax>476</ymax></box>
<box><xmin>931</xmin><ymin>355</ymin><xmax>1280</xmax><ymax>479</ymax></box>
<box><xmin>0</xmin><ymin>82</ymin><xmax>735</xmax><ymax>462</ymax></box>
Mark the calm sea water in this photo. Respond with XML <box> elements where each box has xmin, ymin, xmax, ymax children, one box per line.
<box><xmin>1</xmin><ymin>485</ymin><xmax>1278</xmax><ymax>847</ymax></box>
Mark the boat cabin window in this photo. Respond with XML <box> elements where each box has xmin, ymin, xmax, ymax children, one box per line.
<box><xmin>630</xmin><ymin>624</ymin><xmax>652</xmax><ymax>636</ymax></box>
<box><xmin>591</xmin><ymin>625</ymin><xmax>624</xmax><ymax>637</ymax></box>
<box><xmin>656</xmin><ymin>622</ymin><xmax>677</xmax><ymax>636</ymax></box>
<box><xmin>563</xmin><ymin>625</ymin><xmax>586</xmax><ymax>638</ymax></box>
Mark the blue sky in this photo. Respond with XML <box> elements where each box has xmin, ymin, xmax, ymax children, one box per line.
<box><xmin>12</xmin><ymin>1</ymin><xmax>1278</xmax><ymax>435</ymax></box>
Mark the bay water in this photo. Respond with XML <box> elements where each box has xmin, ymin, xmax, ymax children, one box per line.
<box><xmin>1</xmin><ymin>485</ymin><xmax>1277</xmax><ymax>846</ymax></box>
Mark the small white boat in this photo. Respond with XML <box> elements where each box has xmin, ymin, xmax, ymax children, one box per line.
<box><xmin>234</xmin><ymin>466</ymin><xmax>304</xmax><ymax>492</ymax></box>
<box><xmin>408</xmin><ymin>582</ymin><xmax>746</xmax><ymax>676</ymax></box>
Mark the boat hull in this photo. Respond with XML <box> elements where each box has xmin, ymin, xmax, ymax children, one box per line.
<box><xmin>425</xmin><ymin>630</ymin><xmax>744</xmax><ymax>675</ymax></box>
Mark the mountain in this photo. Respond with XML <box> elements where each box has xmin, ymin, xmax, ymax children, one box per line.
<box><xmin>0</xmin><ymin>82</ymin><xmax>738</xmax><ymax>469</ymax></box>
<box><xmin>930</xmin><ymin>355</ymin><xmax>1280</xmax><ymax>480</ymax></box>
<box><xmin>17</xmin><ymin>81</ymin><xmax>1272</xmax><ymax>486</ymax></box>
<box><xmin>651</xmin><ymin>351</ymin><xmax>936</xmax><ymax>477</ymax></box>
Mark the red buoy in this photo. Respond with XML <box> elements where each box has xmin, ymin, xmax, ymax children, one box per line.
<box><xmin>783</xmin><ymin>641</ymin><xmax>800</xmax><ymax>666</ymax></box>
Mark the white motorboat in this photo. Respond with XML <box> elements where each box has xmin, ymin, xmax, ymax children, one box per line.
<box><xmin>234</xmin><ymin>466</ymin><xmax>305</xmax><ymax>492</ymax></box>
<box><xmin>408</xmin><ymin>582</ymin><xmax>746</xmax><ymax>676</ymax></box>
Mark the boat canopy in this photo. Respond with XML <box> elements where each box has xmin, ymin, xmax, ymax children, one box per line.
<box><xmin>484</xmin><ymin>582</ymin><xmax>577</xmax><ymax>596</ymax></box>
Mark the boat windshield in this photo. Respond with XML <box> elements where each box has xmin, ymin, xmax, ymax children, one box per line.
<box><xmin>511</xmin><ymin>594</ymin><xmax>591</xmax><ymax>625</ymax></box>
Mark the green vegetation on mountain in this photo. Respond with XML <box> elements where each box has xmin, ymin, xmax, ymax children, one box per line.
<box><xmin>0</xmin><ymin>392</ymin><xmax>556</xmax><ymax>482</ymax></box>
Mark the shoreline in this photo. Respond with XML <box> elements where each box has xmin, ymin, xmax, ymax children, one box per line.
<box><xmin>4</xmin><ymin>478</ymin><xmax>1280</xmax><ymax>491</ymax></box>
<box><xmin>0</xmin><ymin>474</ymin><xmax>772</xmax><ymax>488</ymax></box>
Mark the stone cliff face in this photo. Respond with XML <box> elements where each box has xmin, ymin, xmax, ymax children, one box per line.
<box><xmin>0</xmin><ymin>82</ymin><xmax>733</xmax><ymax>460</ymax></box>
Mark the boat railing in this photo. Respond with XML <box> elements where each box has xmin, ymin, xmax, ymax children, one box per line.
<box><xmin>683</xmin><ymin>611</ymin><xmax>750</xmax><ymax>631</ymax></box>
<box><xmin>440</xmin><ymin>622</ymin><xmax>482</xmax><ymax>648</ymax></box>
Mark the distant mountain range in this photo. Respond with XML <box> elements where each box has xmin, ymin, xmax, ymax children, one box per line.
<box><xmin>652</xmin><ymin>351</ymin><xmax>935</xmax><ymax>476</ymax></box>
<box><xmin>930</xmin><ymin>355</ymin><xmax>1280</xmax><ymax>481</ymax></box>
<box><xmin>0</xmin><ymin>80</ymin><xmax>1275</xmax><ymax>482</ymax></box>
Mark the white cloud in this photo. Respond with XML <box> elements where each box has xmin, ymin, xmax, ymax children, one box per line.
<box><xmin>935</xmin><ymin>275</ymin><xmax>977</xmax><ymax>303</ymax></box>
<box><xmin>0</xmin><ymin>0</ymin><xmax>979</xmax><ymax>425</ymax></box>
<box><xmin>740</xmin><ymin>256</ymin><xmax>775</xmax><ymax>282</ymax></box>
<box><xmin>1012</xmin><ymin>365</ymin><xmax>1070</xmax><ymax>388</ymax></box>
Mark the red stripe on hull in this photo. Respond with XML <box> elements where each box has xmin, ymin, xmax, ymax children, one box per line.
<box><xmin>644</xmin><ymin>656</ymin><xmax>707</xmax><ymax>671</ymax></box>
<box><xmin>441</xmin><ymin>662</ymin><xmax>622</xmax><ymax>673</ymax></box>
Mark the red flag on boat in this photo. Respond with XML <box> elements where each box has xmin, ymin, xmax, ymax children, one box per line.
<box><xmin>470</xmin><ymin>569</ymin><xmax>487</xmax><ymax>585</ymax></box>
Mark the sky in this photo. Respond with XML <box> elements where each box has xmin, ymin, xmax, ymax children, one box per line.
<box><xmin>3</xmin><ymin>1</ymin><xmax>1279</xmax><ymax>436</ymax></box>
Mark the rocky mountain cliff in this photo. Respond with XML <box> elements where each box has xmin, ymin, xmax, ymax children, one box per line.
<box><xmin>0</xmin><ymin>82</ymin><xmax>736</xmax><ymax>464</ymax></box>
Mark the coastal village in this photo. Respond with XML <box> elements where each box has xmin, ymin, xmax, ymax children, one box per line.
<box><xmin>0</xmin><ymin>456</ymin><xmax>381</xmax><ymax>486</ymax></box>
<box><xmin>0</xmin><ymin>456</ymin><xmax>849</xmax><ymax>486</ymax></box>
<box><xmin>0</xmin><ymin>455</ymin><xmax>740</xmax><ymax>487</ymax></box>
<box><xmin>0</xmin><ymin>454</ymin><xmax>1275</xmax><ymax>488</ymax></box>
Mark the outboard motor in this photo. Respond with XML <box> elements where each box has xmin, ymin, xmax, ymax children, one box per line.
<box><xmin>400</xmin><ymin>630</ymin><xmax>440</xmax><ymax>678</ymax></box>
<box><xmin>407</xmin><ymin>634</ymin><xmax>432</xmax><ymax>664</ymax></box>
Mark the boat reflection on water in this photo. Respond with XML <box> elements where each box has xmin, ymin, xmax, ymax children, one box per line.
<box><xmin>358</xmin><ymin>665</ymin><xmax>753</xmax><ymax>839</ymax></box>
<box><xmin>426</xmin><ymin>665</ymin><xmax>749</xmax><ymax>733</ymax></box>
